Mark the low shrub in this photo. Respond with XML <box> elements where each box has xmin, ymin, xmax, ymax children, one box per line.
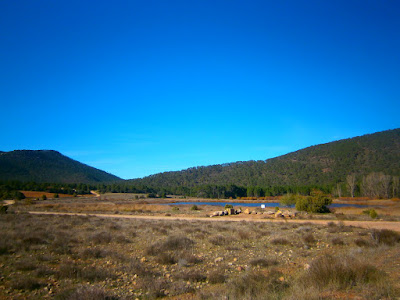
<box><xmin>369</xmin><ymin>209</ymin><xmax>378</xmax><ymax>219</ymax></box>
<box><xmin>113</xmin><ymin>234</ymin><xmax>130</xmax><ymax>243</ymax></box>
<box><xmin>300</xmin><ymin>254</ymin><xmax>385</xmax><ymax>289</ymax></box>
<box><xmin>209</xmin><ymin>235</ymin><xmax>229</xmax><ymax>246</ymax></box>
<box><xmin>303</xmin><ymin>233</ymin><xmax>316</xmax><ymax>244</ymax></box>
<box><xmin>363</xmin><ymin>209</ymin><xmax>378</xmax><ymax>219</ymax></box>
<box><xmin>327</xmin><ymin>222</ymin><xmax>353</xmax><ymax>233</ymax></box>
<box><xmin>0</xmin><ymin>237</ymin><xmax>13</xmax><ymax>255</ymax></box>
<box><xmin>208</xmin><ymin>270</ymin><xmax>227</xmax><ymax>284</ymax></box>
<box><xmin>90</xmin><ymin>232</ymin><xmax>112</xmax><ymax>244</ymax></box>
<box><xmin>249</xmin><ymin>257</ymin><xmax>278</xmax><ymax>268</ymax></box>
<box><xmin>35</xmin><ymin>266</ymin><xmax>55</xmax><ymax>277</ymax></box>
<box><xmin>354</xmin><ymin>238</ymin><xmax>372</xmax><ymax>247</ymax></box>
<box><xmin>156</xmin><ymin>252</ymin><xmax>177</xmax><ymax>265</ymax></box>
<box><xmin>137</xmin><ymin>277</ymin><xmax>170</xmax><ymax>298</ymax></box>
<box><xmin>191</xmin><ymin>205</ymin><xmax>199</xmax><ymax>211</ymax></box>
<box><xmin>80</xmin><ymin>266</ymin><xmax>115</xmax><ymax>282</ymax></box>
<box><xmin>371</xmin><ymin>229</ymin><xmax>400</xmax><ymax>246</ymax></box>
<box><xmin>146</xmin><ymin>235</ymin><xmax>195</xmax><ymax>255</ymax></box>
<box><xmin>57</xmin><ymin>261</ymin><xmax>115</xmax><ymax>282</ymax></box>
<box><xmin>57</xmin><ymin>262</ymin><xmax>82</xmax><ymax>279</ymax></box>
<box><xmin>238</xmin><ymin>230</ymin><xmax>251</xmax><ymax>240</ymax></box>
<box><xmin>10</xmin><ymin>276</ymin><xmax>43</xmax><ymax>291</ymax></box>
<box><xmin>162</xmin><ymin>235</ymin><xmax>195</xmax><ymax>250</ymax></box>
<box><xmin>108</xmin><ymin>223</ymin><xmax>122</xmax><ymax>231</ymax></box>
<box><xmin>227</xmin><ymin>270</ymin><xmax>288</xmax><ymax>299</ymax></box>
<box><xmin>177</xmin><ymin>270</ymin><xmax>207</xmax><ymax>282</ymax></box>
<box><xmin>54</xmin><ymin>285</ymin><xmax>118</xmax><ymax>300</ymax></box>
<box><xmin>22</xmin><ymin>235</ymin><xmax>47</xmax><ymax>246</ymax></box>
<box><xmin>51</xmin><ymin>238</ymin><xmax>72</xmax><ymax>255</ymax></box>
<box><xmin>15</xmin><ymin>259</ymin><xmax>37</xmax><ymax>271</ymax></box>
<box><xmin>81</xmin><ymin>247</ymin><xmax>109</xmax><ymax>259</ymax></box>
<box><xmin>296</xmin><ymin>226</ymin><xmax>312</xmax><ymax>233</ymax></box>
<box><xmin>331</xmin><ymin>237</ymin><xmax>345</xmax><ymax>246</ymax></box>
<box><xmin>180</xmin><ymin>251</ymin><xmax>203</xmax><ymax>265</ymax></box>
<box><xmin>122</xmin><ymin>259</ymin><xmax>151</xmax><ymax>277</ymax></box>
<box><xmin>271</xmin><ymin>237</ymin><xmax>290</xmax><ymax>245</ymax></box>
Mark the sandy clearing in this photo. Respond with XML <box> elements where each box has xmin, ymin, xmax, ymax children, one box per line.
<box><xmin>3</xmin><ymin>200</ymin><xmax>15</xmax><ymax>205</ymax></box>
<box><xmin>27</xmin><ymin>211</ymin><xmax>400</xmax><ymax>232</ymax></box>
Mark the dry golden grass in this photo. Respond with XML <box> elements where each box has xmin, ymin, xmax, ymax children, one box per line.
<box><xmin>20</xmin><ymin>191</ymin><xmax>76</xmax><ymax>198</ymax></box>
<box><xmin>0</xmin><ymin>212</ymin><xmax>399</xmax><ymax>299</ymax></box>
<box><xmin>31</xmin><ymin>202</ymin><xmax>168</xmax><ymax>213</ymax></box>
<box><xmin>334</xmin><ymin>204</ymin><xmax>400</xmax><ymax>217</ymax></box>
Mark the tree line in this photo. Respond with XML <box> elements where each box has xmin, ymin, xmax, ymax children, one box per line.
<box><xmin>333</xmin><ymin>172</ymin><xmax>399</xmax><ymax>199</ymax></box>
<box><xmin>0</xmin><ymin>171</ymin><xmax>398</xmax><ymax>201</ymax></box>
<box><xmin>128</xmin><ymin>129</ymin><xmax>400</xmax><ymax>189</ymax></box>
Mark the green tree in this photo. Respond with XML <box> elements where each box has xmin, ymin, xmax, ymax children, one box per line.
<box><xmin>295</xmin><ymin>190</ymin><xmax>332</xmax><ymax>213</ymax></box>
<box><xmin>280</xmin><ymin>193</ymin><xmax>298</xmax><ymax>206</ymax></box>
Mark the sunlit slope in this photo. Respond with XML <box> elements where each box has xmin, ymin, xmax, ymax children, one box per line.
<box><xmin>129</xmin><ymin>129</ymin><xmax>400</xmax><ymax>187</ymax></box>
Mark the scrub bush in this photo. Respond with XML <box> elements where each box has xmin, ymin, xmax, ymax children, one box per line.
<box><xmin>295</xmin><ymin>190</ymin><xmax>332</xmax><ymax>213</ymax></box>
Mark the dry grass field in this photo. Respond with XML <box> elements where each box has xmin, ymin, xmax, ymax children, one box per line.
<box><xmin>20</xmin><ymin>191</ymin><xmax>89</xmax><ymax>199</ymax></box>
<box><xmin>1</xmin><ymin>209</ymin><xmax>400</xmax><ymax>299</ymax></box>
<box><xmin>2</xmin><ymin>194</ymin><xmax>400</xmax><ymax>299</ymax></box>
<box><xmin>12</xmin><ymin>193</ymin><xmax>400</xmax><ymax>223</ymax></box>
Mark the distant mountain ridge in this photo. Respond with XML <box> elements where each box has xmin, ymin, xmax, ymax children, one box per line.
<box><xmin>1</xmin><ymin>129</ymin><xmax>399</xmax><ymax>187</ymax></box>
<box><xmin>128</xmin><ymin>128</ymin><xmax>400</xmax><ymax>188</ymax></box>
<box><xmin>0</xmin><ymin>150</ymin><xmax>121</xmax><ymax>183</ymax></box>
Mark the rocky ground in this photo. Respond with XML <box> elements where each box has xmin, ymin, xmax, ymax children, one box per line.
<box><xmin>0</xmin><ymin>211</ymin><xmax>399</xmax><ymax>299</ymax></box>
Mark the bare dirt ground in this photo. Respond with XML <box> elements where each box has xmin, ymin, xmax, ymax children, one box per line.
<box><xmin>28</xmin><ymin>211</ymin><xmax>400</xmax><ymax>232</ymax></box>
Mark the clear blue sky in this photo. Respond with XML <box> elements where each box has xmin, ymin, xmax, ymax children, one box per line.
<box><xmin>1</xmin><ymin>0</ymin><xmax>399</xmax><ymax>179</ymax></box>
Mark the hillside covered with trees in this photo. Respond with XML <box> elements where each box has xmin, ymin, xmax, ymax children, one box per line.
<box><xmin>0</xmin><ymin>130</ymin><xmax>399</xmax><ymax>200</ymax></box>
<box><xmin>0</xmin><ymin>150</ymin><xmax>121</xmax><ymax>184</ymax></box>
<box><xmin>127</xmin><ymin>129</ymin><xmax>400</xmax><ymax>197</ymax></box>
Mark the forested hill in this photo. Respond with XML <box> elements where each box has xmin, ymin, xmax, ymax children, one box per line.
<box><xmin>128</xmin><ymin>129</ymin><xmax>400</xmax><ymax>188</ymax></box>
<box><xmin>0</xmin><ymin>150</ymin><xmax>121</xmax><ymax>183</ymax></box>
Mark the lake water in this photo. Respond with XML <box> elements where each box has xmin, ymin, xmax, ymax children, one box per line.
<box><xmin>164</xmin><ymin>201</ymin><xmax>371</xmax><ymax>208</ymax></box>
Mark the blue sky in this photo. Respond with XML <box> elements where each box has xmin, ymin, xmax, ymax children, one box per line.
<box><xmin>1</xmin><ymin>0</ymin><xmax>399</xmax><ymax>179</ymax></box>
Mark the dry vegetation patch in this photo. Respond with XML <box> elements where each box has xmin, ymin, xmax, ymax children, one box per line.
<box><xmin>0</xmin><ymin>213</ymin><xmax>398</xmax><ymax>299</ymax></box>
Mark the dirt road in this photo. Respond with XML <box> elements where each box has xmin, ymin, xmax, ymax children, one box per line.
<box><xmin>3</xmin><ymin>200</ymin><xmax>15</xmax><ymax>205</ymax></box>
<box><xmin>27</xmin><ymin>211</ymin><xmax>400</xmax><ymax>232</ymax></box>
<box><xmin>90</xmin><ymin>190</ymin><xmax>101</xmax><ymax>197</ymax></box>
